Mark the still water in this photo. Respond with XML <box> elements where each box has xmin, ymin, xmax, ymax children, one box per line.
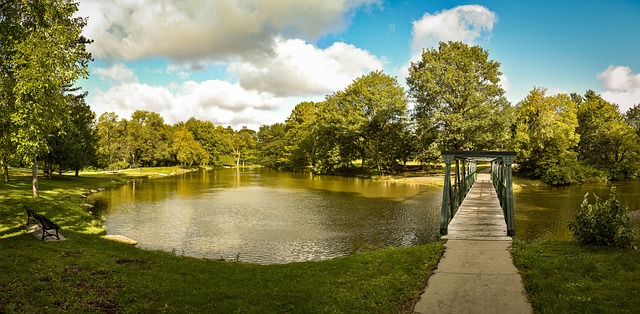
<box><xmin>514</xmin><ymin>180</ymin><xmax>640</xmax><ymax>241</ymax></box>
<box><xmin>90</xmin><ymin>168</ymin><xmax>640</xmax><ymax>264</ymax></box>
<box><xmin>90</xmin><ymin>168</ymin><xmax>442</xmax><ymax>264</ymax></box>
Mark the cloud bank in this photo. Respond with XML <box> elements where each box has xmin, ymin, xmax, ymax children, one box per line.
<box><xmin>231</xmin><ymin>38</ymin><xmax>383</xmax><ymax>96</ymax></box>
<box><xmin>78</xmin><ymin>0</ymin><xmax>380</xmax><ymax>61</ymax></box>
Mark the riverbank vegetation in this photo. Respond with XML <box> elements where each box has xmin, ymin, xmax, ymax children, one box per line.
<box><xmin>0</xmin><ymin>168</ymin><xmax>444</xmax><ymax>313</ymax></box>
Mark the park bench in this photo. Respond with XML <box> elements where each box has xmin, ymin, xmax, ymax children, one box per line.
<box><xmin>24</xmin><ymin>206</ymin><xmax>60</xmax><ymax>240</ymax></box>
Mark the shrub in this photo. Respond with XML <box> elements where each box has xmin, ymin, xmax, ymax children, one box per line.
<box><xmin>541</xmin><ymin>162</ymin><xmax>606</xmax><ymax>185</ymax></box>
<box><xmin>568</xmin><ymin>186</ymin><xmax>633</xmax><ymax>247</ymax></box>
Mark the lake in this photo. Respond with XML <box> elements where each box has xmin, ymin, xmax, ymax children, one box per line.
<box><xmin>90</xmin><ymin>168</ymin><xmax>442</xmax><ymax>264</ymax></box>
<box><xmin>90</xmin><ymin>168</ymin><xmax>640</xmax><ymax>264</ymax></box>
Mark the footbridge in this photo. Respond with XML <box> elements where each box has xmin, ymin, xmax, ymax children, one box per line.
<box><xmin>439</xmin><ymin>150</ymin><xmax>517</xmax><ymax>237</ymax></box>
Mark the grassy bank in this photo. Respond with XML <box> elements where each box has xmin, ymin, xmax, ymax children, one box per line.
<box><xmin>511</xmin><ymin>240</ymin><xmax>640</xmax><ymax>313</ymax></box>
<box><xmin>0</xmin><ymin>167</ymin><xmax>443</xmax><ymax>313</ymax></box>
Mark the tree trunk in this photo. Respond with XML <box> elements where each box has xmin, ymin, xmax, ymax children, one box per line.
<box><xmin>32</xmin><ymin>155</ymin><xmax>39</xmax><ymax>198</ymax></box>
<box><xmin>75</xmin><ymin>169</ymin><xmax>79</xmax><ymax>177</ymax></box>
<box><xmin>1</xmin><ymin>156</ymin><xmax>8</xmax><ymax>182</ymax></box>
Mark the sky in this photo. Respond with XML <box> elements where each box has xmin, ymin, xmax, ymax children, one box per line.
<box><xmin>76</xmin><ymin>0</ymin><xmax>640</xmax><ymax>130</ymax></box>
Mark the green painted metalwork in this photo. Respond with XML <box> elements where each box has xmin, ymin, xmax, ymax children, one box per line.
<box><xmin>440</xmin><ymin>151</ymin><xmax>516</xmax><ymax>236</ymax></box>
<box><xmin>439</xmin><ymin>153</ymin><xmax>477</xmax><ymax>235</ymax></box>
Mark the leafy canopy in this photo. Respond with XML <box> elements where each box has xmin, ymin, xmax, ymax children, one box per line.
<box><xmin>407</xmin><ymin>41</ymin><xmax>511</xmax><ymax>156</ymax></box>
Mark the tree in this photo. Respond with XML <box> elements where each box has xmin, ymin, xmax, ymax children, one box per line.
<box><xmin>1</xmin><ymin>0</ymin><xmax>92</xmax><ymax>197</ymax></box>
<box><xmin>126</xmin><ymin>110</ymin><xmax>169</xmax><ymax>167</ymax></box>
<box><xmin>576</xmin><ymin>91</ymin><xmax>638</xmax><ymax>179</ymax></box>
<box><xmin>231</xmin><ymin>127</ymin><xmax>257</xmax><ymax>167</ymax></box>
<box><xmin>283</xmin><ymin>101</ymin><xmax>317</xmax><ymax>169</ymax></box>
<box><xmin>96</xmin><ymin>112</ymin><xmax>128</xmax><ymax>170</ymax></box>
<box><xmin>407</xmin><ymin>41</ymin><xmax>511</xmax><ymax>156</ymax></box>
<box><xmin>256</xmin><ymin>123</ymin><xmax>288</xmax><ymax>169</ymax></box>
<box><xmin>314</xmin><ymin>70</ymin><xmax>410</xmax><ymax>174</ymax></box>
<box><xmin>513</xmin><ymin>87</ymin><xmax>580</xmax><ymax>178</ymax></box>
<box><xmin>183</xmin><ymin>118</ymin><xmax>214</xmax><ymax>163</ymax></box>
<box><xmin>46</xmin><ymin>91</ymin><xmax>96</xmax><ymax>176</ymax></box>
<box><xmin>171</xmin><ymin>126</ymin><xmax>208</xmax><ymax>167</ymax></box>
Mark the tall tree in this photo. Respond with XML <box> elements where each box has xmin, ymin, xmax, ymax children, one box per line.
<box><xmin>126</xmin><ymin>110</ymin><xmax>169</xmax><ymax>167</ymax></box>
<box><xmin>575</xmin><ymin>91</ymin><xmax>639</xmax><ymax>179</ymax></box>
<box><xmin>256</xmin><ymin>123</ymin><xmax>288</xmax><ymax>169</ymax></box>
<box><xmin>46</xmin><ymin>91</ymin><xmax>96</xmax><ymax>176</ymax></box>
<box><xmin>513</xmin><ymin>87</ymin><xmax>580</xmax><ymax>178</ymax></box>
<box><xmin>231</xmin><ymin>127</ymin><xmax>257</xmax><ymax>167</ymax></box>
<box><xmin>314</xmin><ymin>70</ymin><xmax>410</xmax><ymax>174</ymax></box>
<box><xmin>1</xmin><ymin>0</ymin><xmax>91</xmax><ymax>196</ymax></box>
<box><xmin>407</xmin><ymin>41</ymin><xmax>511</xmax><ymax>157</ymax></box>
<box><xmin>284</xmin><ymin>101</ymin><xmax>317</xmax><ymax>169</ymax></box>
<box><xmin>96</xmin><ymin>112</ymin><xmax>128</xmax><ymax>170</ymax></box>
<box><xmin>171</xmin><ymin>126</ymin><xmax>208</xmax><ymax>167</ymax></box>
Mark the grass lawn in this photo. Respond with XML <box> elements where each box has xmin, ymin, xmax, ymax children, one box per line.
<box><xmin>511</xmin><ymin>240</ymin><xmax>640</xmax><ymax>313</ymax></box>
<box><xmin>1</xmin><ymin>167</ymin><xmax>443</xmax><ymax>313</ymax></box>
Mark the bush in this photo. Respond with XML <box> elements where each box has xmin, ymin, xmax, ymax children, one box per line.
<box><xmin>541</xmin><ymin>162</ymin><xmax>606</xmax><ymax>185</ymax></box>
<box><xmin>568</xmin><ymin>186</ymin><xmax>633</xmax><ymax>247</ymax></box>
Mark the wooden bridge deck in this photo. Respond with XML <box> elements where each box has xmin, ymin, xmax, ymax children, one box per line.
<box><xmin>443</xmin><ymin>173</ymin><xmax>511</xmax><ymax>241</ymax></box>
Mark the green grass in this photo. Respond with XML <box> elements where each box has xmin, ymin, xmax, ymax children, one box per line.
<box><xmin>511</xmin><ymin>240</ymin><xmax>640</xmax><ymax>313</ymax></box>
<box><xmin>1</xmin><ymin>167</ymin><xmax>444</xmax><ymax>313</ymax></box>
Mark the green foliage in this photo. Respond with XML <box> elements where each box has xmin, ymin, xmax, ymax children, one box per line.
<box><xmin>540</xmin><ymin>161</ymin><xmax>605</xmax><ymax>186</ymax></box>
<box><xmin>514</xmin><ymin>88</ymin><xmax>580</xmax><ymax>179</ymax></box>
<box><xmin>283</xmin><ymin>101</ymin><xmax>317</xmax><ymax>169</ymax></box>
<box><xmin>171</xmin><ymin>126</ymin><xmax>208</xmax><ymax>166</ymax></box>
<box><xmin>45</xmin><ymin>92</ymin><xmax>97</xmax><ymax>176</ymax></box>
<box><xmin>127</xmin><ymin>110</ymin><xmax>171</xmax><ymax>167</ymax></box>
<box><xmin>575</xmin><ymin>91</ymin><xmax>640</xmax><ymax>180</ymax></box>
<box><xmin>314</xmin><ymin>70</ymin><xmax>410</xmax><ymax>174</ymax></box>
<box><xmin>5</xmin><ymin>0</ymin><xmax>91</xmax><ymax>159</ymax></box>
<box><xmin>256</xmin><ymin>123</ymin><xmax>288</xmax><ymax>169</ymax></box>
<box><xmin>568</xmin><ymin>186</ymin><xmax>634</xmax><ymax>247</ymax></box>
<box><xmin>231</xmin><ymin>127</ymin><xmax>257</xmax><ymax>166</ymax></box>
<box><xmin>407</xmin><ymin>41</ymin><xmax>511</xmax><ymax>153</ymax></box>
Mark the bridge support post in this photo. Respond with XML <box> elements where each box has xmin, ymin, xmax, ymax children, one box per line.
<box><xmin>440</xmin><ymin>154</ymin><xmax>454</xmax><ymax>235</ymax></box>
<box><xmin>503</xmin><ymin>155</ymin><xmax>516</xmax><ymax>236</ymax></box>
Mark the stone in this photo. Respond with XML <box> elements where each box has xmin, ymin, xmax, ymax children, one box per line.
<box><xmin>103</xmin><ymin>234</ymin><xmax>138</xmax><ymax>245</ymax></box>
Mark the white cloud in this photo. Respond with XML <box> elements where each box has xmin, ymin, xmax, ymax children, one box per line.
<box><xmin>397</xmin><ymin>5</ymin><xmax>498</xmax><ymax>86</ymax></box>
<box><xmin>230</xmin><ymin>38</ymin><xmax>384</xmax><ymax>96</ymax></box>
<box><xmin>91</xmin><ymin>81</ymin><xmax>287</xmax><ymax>129</ymax></box>
<box><xmin>77</xmin><ymin>0</ymin><xmax>380</xmax><ymax>61</ymax></box>
<box><xmin>597</xmin><ymin>65</ymin><xmax>640</xmax><ymax>112</ymax></box>
<box><xmin>93</xmin><ymin>63</ymin><xmax>137</xmax><ymax>83</ymax></box>
<box><xmin>411</xmin><ymin>5</ymin><xmax>497</xmax><ymax>57</ymax></box>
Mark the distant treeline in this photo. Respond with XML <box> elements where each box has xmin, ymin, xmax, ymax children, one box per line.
<box><xmin>3</xmin><ymin>41</ymin><xmax>640</xmax><ymax>185</ymax></box>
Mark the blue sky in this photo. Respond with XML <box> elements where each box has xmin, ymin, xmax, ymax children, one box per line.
<box><xmin>77</xmin><ymin>0</ymin><xmax>640</xmax><ymax>129</ymax></box>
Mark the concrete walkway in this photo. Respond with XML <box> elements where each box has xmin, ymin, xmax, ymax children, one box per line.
<box><xmin>413</xmin><ymin>174</ymin><xmax>532</xmax><ymax>314</ymax></box>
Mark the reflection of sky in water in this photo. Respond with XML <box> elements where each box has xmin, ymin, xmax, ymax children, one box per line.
<box><xmin>94</xmin><ymin>168</ymin><xmax>442</xmax><ymax>264</ymax></box>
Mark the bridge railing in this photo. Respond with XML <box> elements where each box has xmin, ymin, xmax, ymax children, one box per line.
<box><xmin>490</xmin><ymin>159</ymin><xmax>516</xmax><ymax>236</ymax></box>
<box><xmin>440</xmin><ymin>151</ymin><xmax>516</xmax><ymax>236</ymax></box>
<box><xmin>492</xmin><ymin>170</ymin><xmax>507</xmax><ymax>218</ymax></box>
<box><xmin>446</xmin><ymin>170</ymin><xmax>476</xmax><ymax>223</ymax></box>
